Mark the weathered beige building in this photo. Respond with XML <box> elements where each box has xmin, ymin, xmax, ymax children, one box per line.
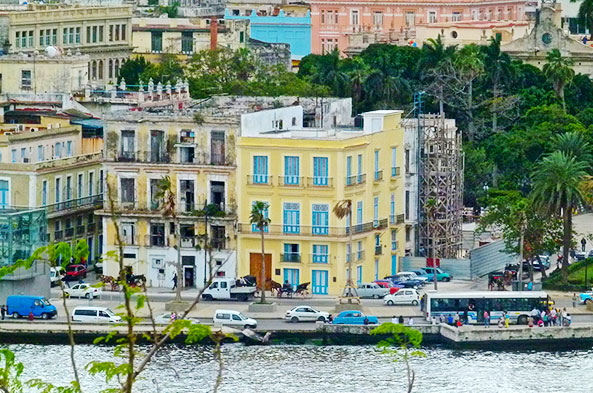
<box><xmin>0</xmin><ymin>3</ymin><xmax>133</xmax><ymax>84</ymax></box>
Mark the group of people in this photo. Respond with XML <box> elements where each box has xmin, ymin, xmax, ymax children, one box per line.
<box><xmin>529</xmin><ymin>307</ymin><xmax>571</xmax><ymax>327</ymax></box>
<box><xmin>391</xmin><ymin>315</ymin><xmax>414</xmax><ymax>326</ymax></box>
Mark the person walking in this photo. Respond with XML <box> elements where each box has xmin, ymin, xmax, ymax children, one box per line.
<box><xmin>572</xmin><ymin>293</ymin><xmax>577</xmax><ymax>309</ymax></box>
<box><xmin>504</xmin><ymin>312</ymin><xmax>509</xmax><ymax>328</ymax></box>
<box><xmin>483</xmin><ymin>310</ymin><xmax>490</xmax><ymax>328</ymax></box>
<box><xmin>453</xmin><ymin>312</ymin><xmax>460</xmax><ymax>326</ymax></box>
<box><xmin>172</xmin><ymin>273</ymin><xmax>178</xmax><ymax>290</ymax></box>
<box><xmin>0</xmin><ymin>305</ymin><xmax>5</xmax><ymax>320</ymax></box>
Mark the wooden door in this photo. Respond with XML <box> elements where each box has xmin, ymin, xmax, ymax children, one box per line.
<box><xmin>250</xmin><ymin>252</ymin><xmax>272</xmax><ymax>290</ymax></box>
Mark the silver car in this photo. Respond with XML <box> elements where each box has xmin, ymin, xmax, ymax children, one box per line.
<box><xmin>356</xmin><ymin>283</ymin><xmax>389</xmax><ymax>299</ymax></box>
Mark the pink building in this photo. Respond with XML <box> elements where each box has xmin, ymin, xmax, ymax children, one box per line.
<box><xmin>309</xmin><ymin>0</ymin><xmax>527</xmax><ymax>55</ymax></box>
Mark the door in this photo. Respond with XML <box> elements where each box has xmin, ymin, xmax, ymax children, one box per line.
<box><xmin>312</xmin><ymin>270</ymin><xmax>328</xmax><ymax>295</ymax></box>
<box><xmin>249</xmin><ymin>253</ymin><xmax>272</xmax><ymax>290</ymax></box>
<box><xmin>283</xmin><ymin>268</ymin><xmax>299</xmax><ymax>291</ymax></box>
<box><xmin>150</xmin><ymin>130</ymin><xmax>164</xmax><ymax>162</ymax></box>
<box><xmin>183</xmin><ymin>266</ymin><xmax>195</xmax><ymax>288</ymax></box>
<box><xmin>70</xmin><ymin>284</ymin><xmax>81</xmax><ymax>297</ymax></box>
<box><xmin>231</xmin><ymin>313</ymin><xmax>243</xmax><ymax>326</ymax></box>
<box><xmin>211</xmin><ymin>131</ymin><xmax>225</xmax><ymax>165</ymax></box>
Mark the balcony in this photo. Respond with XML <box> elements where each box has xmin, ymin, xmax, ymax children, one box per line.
<box><xmin>281</xmin><ymin>253</ymin><xmax>301</xmax><ymax>263</ymax></box>
<box><xmin>211</xmin><ymin>153</ymin><xmax>225</xmax><ymax>166</ymax></box>
<box><xmin>87</xmin><ymin>222</ymin><xmax>96</xmax><ymax>232</ymax></box>
<box><xmin>278</xmin><ymin>176</ymin><xmax>304</xmax><ymax>187</ymax></box>
<box><xmin>310</xmin><ymin>253</ymin><xmax>329</xmax><ymax>264</ymax></box>
<box><xmin>118</xmin><ymin>151</ymin><xmax>136</xmax><ymax>162</ymax></box>
<box><xmin>65</xmin><ymin>227</ymin><xmax>74</xmax><ymax>238</ymax></box>
<box><xmin>114</xmin><ymin>150</ymin><xmax>171</xmax><ymax>164</ymax></box>
<box><xmin>389</xmin><ymin>214</ymin><xmax>405</xmax><ymax>225</ymax></box>
<box><xmin>346</xmin><ymin>174</ymin><xmax>366</xmax><ymax>187</ymax></box>
<box><xmin>373</xmin><ymin>218</ymin><xmax>388</xmax><ymax>230</ymax></box>
<box><xmin>121</xmin><ymin>235</ymin><xmax>138</xmax><ymax>246</ymax></box>
<box><xmin>76</xmin><ymin>225</ymin><xmax>86</xmax><ymax>235</ymax></box>
<box><xmin>391</xmin><ymin>167</ymin><xmax>401</xmax><ymax>177</ymax></box>
<box><xmin>237</xmin><ymin>221</ymin><xmax>382</xmax><ymax>237</ymax></box>
<box><xmin>181</xmin><ymin>236</ymin><xmax>196</xmax><ymax>248</ymax></box>
<box><xmin>307</xmin><ymin>176</ymin><xmax>333</xmax><ymax>188</ymax></box>
<box><xmin>247</xmin><ymin>174</ymin><xmax>271</xmax><ymax>186</ymax></box>
<box><xmin>356</xmin><ymin>250</ymin><xmax>365</xmax><ymax>261</ymax></box>
<box><xmin>375</xmin><ymin>245</ymin><xmax>383</xmax><ymax>255</ymax></box>
<box><xmin>374</xmin><ymin>170</ymin><xmax>383</xmax><ymax>182</ymax></box>
<box><xmin>45</xmin><ymin>194</ymin><xmax>103</xmax><ymax>215</ymax></box>
<box><xmin>211</xmin><ymin>237</ymin><xmax>226</xmax><ymax>250</ymax></box>
<box><xmin>147</xmin><ymin>234</ymin><xmax>167</xmax><ymax>247</ymax></box>
<box><xmin>54</xmin><ymin>230</ymin><xmax>63</xmax><ymax>240</ymax></box>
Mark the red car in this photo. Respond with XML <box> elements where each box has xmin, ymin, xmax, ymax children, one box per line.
<box><xmin>373</xmin><ymin>280</ymin><xmax>401</xmax><ymax>295</ymax></box>
<box><xmin>65</xmin><ymin>264</ymin><xmax>87</xmax><ymax>281</ymax></box>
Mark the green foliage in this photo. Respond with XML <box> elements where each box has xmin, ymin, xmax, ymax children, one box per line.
<box><xmin>544</xmin><ymin>258</ymin><xmax>593</xmax><ymax>291</ymax></box>
<box><xmin>159</xmin><ymin>1</ymin><xmax>179</xmax><ymax>18</ymax></box>
<box><xmin>0</xmin><ymin>349</ymin><xmax>24</xmax><ymax>393</ymax></box>
<box><xmin>118</xmin><ymin>56</ymin><xmax>154</xmax><ymax>87</ymax></box>
<box><xmin>73</xmin><ymin>239</ymin><xmax>89</xmax><ymax>265</ymax></box>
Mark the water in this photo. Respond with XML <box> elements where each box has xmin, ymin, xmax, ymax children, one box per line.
<box><xmin>6</xmin><ymin>344</ymin><xmax>593</xmax><ymax>392</ymax></box>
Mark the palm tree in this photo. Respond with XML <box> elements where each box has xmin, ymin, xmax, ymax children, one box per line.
<box><xmin>543</xmin><ymin>49</ymin><xmax>575</xmax><ymax>111</ymax></box>
<box><xmin>347</xmin><ymin>58</ymin><xmax>369</xmax><ymax>104</ymax></box>
<box><xmin>333</xmin><ymin>199</ymin><xmax>358</xmax><ymax>302</ymax></box>
<box><xmin>250</xmin><ymin>201</ymin><xmax>271</xmax><ymax>304</ymax></box>
<box><xmin>419</xmin><ymin>35</ymin><xmax>457</xmax><ymax>70</ymax></box>
<box><xmin>155</xmin><ymin>175</ymin><xmax>183</xmax><ymax>302</ymax></box>
<box><xmin>531</xmin><ymin>152</ymin><xmax>588</xmax><ymax>282</ymax></box>
<box><xmin>454</xmin><ymin>44</ymin><xmax>484</xmax><ymax>139</ymax></box>
<box><xmin>555</xmin><ymin>131</ymin><xmax>592</xmax><ymax>166</ymax></box>
<box><xmin>481</xmin><ymin>36</ymin><xmax>514</xmax><ymax>133</ymax></box>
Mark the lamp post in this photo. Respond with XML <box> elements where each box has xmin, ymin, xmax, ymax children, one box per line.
<box><xmin>482</xmin><ymin>184</ymin><xmax>489</xmax><ymax>212</ymax></box>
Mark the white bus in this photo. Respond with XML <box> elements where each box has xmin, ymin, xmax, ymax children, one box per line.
<box><xmin>422</xmin><ymin>291</ymin><xmax>551</xmax><ymax>325</ymax></box>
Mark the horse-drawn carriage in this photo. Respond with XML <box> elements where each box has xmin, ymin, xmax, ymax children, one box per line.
<box><xmin>274</xmin><ymin>281</ymin><xmax>313</xmax><ymax>299</ymax></box>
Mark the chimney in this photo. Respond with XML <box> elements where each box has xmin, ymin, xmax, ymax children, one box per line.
<box><xmin>210</xmin><ymin>17</ymin><xmax>218</xmax><ymax>50</ymax></box>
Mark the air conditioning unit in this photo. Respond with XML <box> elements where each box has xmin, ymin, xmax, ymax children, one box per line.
<box><xmin>16</xmin><ymin>124</ymin><xmax>24</xmax><ymax>132</ymax></box>
<box><xmin>30</xmin><ymin>127</ymin><xmax>38</xmax><ymax>132</ymax></box>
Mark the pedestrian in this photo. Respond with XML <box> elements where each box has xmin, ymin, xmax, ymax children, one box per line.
<box><xmin>483</xmin><ymin>310</ymin><xmax>490</xmax><ymax>328</ymax></box>
<box><xmin>561</xmin><ymin>307</ymin><xmax>568</xmax><ymax>326</ymax></box>
<box><xmin>456</xmin><ymin>319</ymin><xmax>462</xmax><ymax>328</ymax></box>
<box><xmin>540</xmin><ymin>309</ymin><xmax>546</xmax><ymax>326</ymax></box>
<box><xmin>363</xmin><ymin>316</ymin><xmax>369</xmax><ymax>325</ymax></box>
<box><xmin>408</xmin><ymin>317</ymin><xmax>414</xmax><ymax>326</ymax></box>
<box><xmin>551</xmin><ymin>308</ymin><xmax>557</xmax><ymax>326</ymax></box>
<box><xmin>497</xmin><ymin>317</ymin><xmax>504</xmax><ymax>328</ymax></box>
<box><xmin>447</xmin><ymin>314</ymin><xmax>454</xmax><ymax>325</ymax></box>
<box><xmin>454</xmin><ymin>312</ymin><xmax>460</xmax><ymax>326</ymax></box>
<box><xmin>328</xmin><ymin>314</ymin><xmax>334</xmax><ymax>323</ymax></box>
<box><xmin>572</xmin><ymin>293</ymin><xmax>577</xmax><ymax>309</ymax></box>
<box><xmin>392</xmin><ymin>315</ymin><xmax>399</xmax><ymax>324</ymax></box>
<box><xmin>543</xmin><ymin>311</ymin><xmax>548</xmax><ymax>327</ymax></box>
<box><xmin>28</xmin><ymin>311</ymin><xmax>34</xmax><ymax>321</ymax></box>
<box><xmin>172</xmin><ymin>273</ymin><xmax>178</xmax><ymax>290</ymax></box>
<box><xmin>0</xmin><ymin>305</ymin><xmax>5</xmax><ymax>320</ymax></box>
<box><xmin>528</xmin><ymin>316</ymin><xmax>534</xmax><ymax>328</ymax></box>
<box><xmin>504</xmin><ymin>312</ymin><xmax>509</xmax><ymax>328</ymax></box>
<box><xmin>439</xmin><ymin>314</ymin><xmax>445</xmax><ymax>324</ymax></box>
<box><xmin>398</xmin><ymin>315</ymin><xmax>404</xmax><ymax>324</ymax></box>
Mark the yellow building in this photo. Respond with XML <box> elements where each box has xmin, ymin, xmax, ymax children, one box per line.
<box><xmin>236</xmin><ymin>109</ymin><xmax>406</xmax><ymax>296</ymax></box>
<box><xmin>99</xmin><ymin>110</ymin><xmax>238</xmax><ymax>288</ymax></box>
<box><xmin>0</xmin><ymin>3</ymin><xmax>133</xmax><ymax>84</ymax></box>
<box><xmin>132</xmin><ymin>17</ymin><xmax>249</xmax><ymax>62</ymax></box>
<box><xmin>0</xmin><ymin>116</ymin><xmax>104</xmax><ymax>262</ymax></box>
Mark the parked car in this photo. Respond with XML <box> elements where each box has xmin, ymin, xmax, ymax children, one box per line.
<box><xmin>64</xmin><ymin>264</ymin><xmax>87</xmax><ymax>281</ymax></box>
<box><xmin>284</xmin><ymin>306</ymin><xmax>329</xmax><ymax>323</ymax></box>
<box><xmin>356</xmin><ymin>282</ymin><xmax>390</xmax><ymax>299</ymax></box>
<box><xmin>213</xmin><ymin>309</ymin><xmax>257</xmax><ymax>329</ymax></box>
<box><xmin>64</xmin><ymin>283</ymin><xmax>101</xmax><ymax>299</ymax></box>
<box><xmin>50</xmin><ymin>267</ymin><xmax>64</xmax><ymax>287</ymax></box>
<box><xmin>332</xmin><ymin>310</ymin><xmax>378</xmax><ymax>325</ymax></box>
<box><xmin>384</xmin><ymin>275</ymin><xmax>422</xmax><ymax>289</ymax></box>
<box><xmin>399</xmin><ymin>271</ymin><xmax>429</xmax><ymax>285</ymax></box>
<box><xmin>6</xmin><ymin>295</ymin><xmax>57</xmax><ymax>320</ymax></box>
<box><xmin>579</xmin><ymin>291</ymin><xmax>593</xmax><ymax>304</ymax></box>
<box><xmin>384</xmin><ymin>289</ymin><xmax>420</xmax><ymax>306</ymax></box>
<box><xmin>421</xmin><ymin>267</ymin><xmax>452</xmax><ymax>282</ymax></box>
<box><xmin>154</xmin><ymin>312</ymin><xmax>200</xmax><ymax>325</ymax></box>
<box><xmin>95</xmin><ymin>259</ymin><xmax>103</xmax><ymax>275</ymax></box>
<box><xmin>575</xmin><ymin>251</ymin><xmax>586</xmax><ymax>261</ymax></box>
<box><xmin>373</xmin><ymin>280</ymin><xmax>401</xmax><ymax>295</ymax></box>
<box><xmin>588</xmin><ymin>250</ymin><xmax>593</xmax><ymax>258</ymax></box>
<box><xmin>72</xmin><ymin>306</ymin><xmax>121</xmax><ymax>323</ymax></box>
<box><xmin>412</xmin><ymin>269</ymin><xmax>433</xmax><ymax>282</ymax></box>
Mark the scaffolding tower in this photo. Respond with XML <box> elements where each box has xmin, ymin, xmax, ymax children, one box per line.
<box><xmin>412</xmin><ymin>94</ymin><xmax>463</xmax><ymax>259</ymax></box>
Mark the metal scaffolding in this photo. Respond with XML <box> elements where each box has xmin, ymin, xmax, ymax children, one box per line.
<box><xmin>416</xmin><ymin>111</ymin><xmax>464</xmax><ymax>259</ymax></box>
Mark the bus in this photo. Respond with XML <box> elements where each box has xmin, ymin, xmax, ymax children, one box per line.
<box><xmin>422</xmin><ymin>291</ymin><xmax>552</xmax><ymax>325</ymax></box>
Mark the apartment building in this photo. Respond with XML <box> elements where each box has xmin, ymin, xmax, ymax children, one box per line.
<box><xmin>99</xmin><ymin>110</ymin><xmax>238</xmax><ymax>288</ymax></box>
<box><xmin>0</xmin><ymin>3</ymin><xmax>133</xmax><ymax>84</ymax></box>
<box><xmin>0</xmin><ymin>115</ymin><xmax>104</xmax><ymax>263</ymax></box>
<box><xmin>236</xmin><ymin>108</ymin><xmax>406</xmax><ymax>296</ymax></box>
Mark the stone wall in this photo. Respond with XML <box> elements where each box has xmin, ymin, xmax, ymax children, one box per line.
<box><xmin>247</xmin><ymin>38</ymin><xmax>291</xmax><ymax>71</ymax></box>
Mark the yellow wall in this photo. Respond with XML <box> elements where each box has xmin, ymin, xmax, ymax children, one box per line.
<box><xmin>236</xmin><ymin>111</ymin><xmax>405</xmax><ymax>295</ymax></box>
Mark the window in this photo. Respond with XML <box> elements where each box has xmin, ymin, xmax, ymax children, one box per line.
<box><xmin>312</xmin><ymin>244</ymin><xmax>328</xmax><ymax>263</ymax></box>
<box><xmin>283</xmin><ymin>202</ymin><xmax>300</xmax><ymax>234</ymax></box>
<box><xmin>20</xmin><ymin>148</ymin><xmax>26</xmax><ymax>162</ymax></box>
<box><xmin>92</xmin><ymin>26</ymin><xmax>98</xmax><ymax>43</ymax></box>
<box><xmin>120</xmin><ymin>130</ymin><xmax>135</xmax><ymax>160</ymax></box>
<box><xmin>75</xmin><ymin>27</ymin><xmax>81</xmax><ymax>43</ymax></box>
<box><xmin>99</xmin><ymin>26</ymin><xmax>104</xmax><ymax>42</ymax></box>
<box><xmin>392</xmin><ymin>230</ymin><xmax>397</xmax><ymax>250</ymax></box>
<box><xmin>65</xmin><ymin>176</ymin><xmax>72</xmax><ymax>201</ymax></box>
<box><xmin>284</xmin><ymin>268</ymin><xmax>299</xmax><ymax>290</ymax></box>
<box><xmin>283</xmin><ymin>243</ymin><xmax>300</xmax><ymax>262</ymax></box>
<box><xmin>374</xmin><ymin>150</ymin><xmax>380</xmax><ymax>179</ymax></box>
<box><xmin>251</xmin><ymin>201</ymin><xmax>269</xmax><ymax>232</ymax></box>
<box><xmin>211</xmin><ymin>131</ymin><xmax>225</xmax><ymax>165</ymax></box>
<box><xmin>77</xmin><ymin>174</ymin><xmax>83</xmax><ymax>198</ymax></box>
<box><xmin>405</xmin><ymin>190</ymin><xmax>410</xmax><ymax>220</ymax></box>
<box><xmin>66</xmin><ymin>141</ymin><xmax>72</xmax><ymax>157</ymax></box>
<box><xmin>346</xmin><ymin>156</ymin><xmax>352</xmax><ymax>185</ymax></box>
<box><xmin>240</xmin><ymin>31</ymin><xmax>244</xmax><ymax>43</ymax></box>
<box><xmin>357</xmin><ymin>154</ymin><xmax>362</xmax><ymax>182</ymax></box>
<box><xmin>373</xmin><ymin>197</ymin><xmax>379</xmax><ymax>226</ymax></box>
<box><xmin>52</xmin><ymin>29</ymin><xmax>57</xmax><ymax>45</ymax></box>
<box><xmin>0</xmin><ymin>180</ymin><xmax>9</xmax><ymax>209</ymax></box>
<box><xmin>181</xmin><ymin>31</ymin><xmax>193</xmax><ymax>53</ymax></box>
<box><xmin>120</xmin><ymin>178</ymin><xmax>135</xmax><ymax>204</ymax></box>
<box><xmin>392</xmin><ymin>147</ymin><xmax>397</xmax><ymax>176</ymax></box>
<box><xmin>55</xmin><ymin>178</ymin><xmax>61</xmax><ymax>204</ymax></box>
<box><xmin>115</xmin><ymin>25</ymin><xmax>120</xmax><ymax>41</ymax></box>
<box><xmin>375</xmin><ymin>259</ymin><xmax>379</xmax><ymax>281</ymax></box>
<box><xmin>151</xmin><ymin>31</ymin><xmax>162</xmax><ymax>52</ymax></box>
<box><xmin>405</xmin><ymin>12</ymin><xmax>415</xmax><ymax>26</ymax></box>
<box><xmin>99</xmin><ymin>170</ymin><xmax>104</xmax><ymax>194</ymax></box>
<box><xmin>391</xmin><ymin>193</ymin><xmax>396</xmax><ymax>220</ymax></box>
<box><xmin>312</xmin><ymin>204</ymin><xmax>329</xmax><ymax>235</ymax></box>
<box><xmin>346</xmin><ymin>243</ymin><xmax>351</xmax><ymax>263</ymax></box>
<box><xmin>150</xmin><ymin>223</ymin><xmax>165</xmax><ymax>246</ymax></box>
<box><xmin>121</xmin><ymin>222</ymin><xmax>135</xmax><ymax>245</ymax></box>
<box><xmin>21</xmin><ymin>70</ymin><xmax>32</xmax><ymax>90</ymax></box>
<box><xmin>373</xmin><ymin>12</ymin><xmax>383</xmax><ymax>26</ymax></box>
<box><xmin>11</xmin><ymin>149</ymin><xmax>16</xmax><ymax>163</ymax></box>
<box><xmin>356</xmin><ymin>265</ymin><xmax>362</xmax><ymax>286</ymax></box>
<box><xmin>284</xmin><ymin>156</ymin><xmax>299</xmax><ymax>185</ymax></box>
<box><xmin>428</xmin><ymin>11</ymin><xmax>437</xmax><ymax>23</ymax></box>
<box><xmin>253</xmin><ymin>156</ymin><xmax>268</xmax><ymax>184</ymax></box>
<box><xmin>313</xmin><ymin>157</ymin><xmax>328</xmax><ymax>186</ymax></box>
<box><xmin>88</xmin><ymin>172</ymin><xmax>94</xmax><ymax>196</ymax></box>
<box><xmin>406</xmin><ymin>226</ymin><xmax>411</xmax><ymax>242</ymax></box>
<box><xmin>121</xmin><ymin>24</ymin><xmax>127</xmax><ymax>41</ymax></box>
<box><xmin>351</xmin><ymin>10</ymin><xmax>359</xmax><ymax>25</ymax></box>
<box><xmin>452</xmin><ymin>11</ymin><xmax>462</xmax><ymax>22</ymax></box>
<box><xmin>69</xmin><ymin>27</ymin><xmax>75</xmax><ymax>44</ymax></box>
<box><xmin>86</xmin><ymin>26</ymin><xmax>91</xmax><ymax>43</ymax></box>
<box><xmin>356</xmin><ymin>201</ymin><xmax>363</xmax><ymax>226</ymax></box>
<box><xmin>357</xmin><ymin>241</ymin><xmax>362</xmax><ymax>260</ymax></box>
<box><xmin>15</xmin><ymin>31</ymin><xmax>20</xmax><ymax>48</ymax></box>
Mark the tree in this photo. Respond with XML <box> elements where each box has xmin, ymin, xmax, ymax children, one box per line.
<box><xmin>481</xmin><ymin>36</ymin><xmax>514</xmax><ymax>133</ymax></box>
<box><xmin>542</xmin><ymin>49</ymin><xmax>575</xmax><ymax>111</ymax></box>
<box><xmin>531</xmin><ymin>151</ymin><xmax>588</xmax><ymax>282</ymax></box>
<box><xmin>370</xmin><ymin>323</ymin><xmax>425</xmax><ymax>393</ymax></box>
<box><xmin>250</xmin><ymin>201</ymin><xmax>271</xmax><ymax>304</ymax></box>
<box><xmin>333</xmin><ymin>200</ymin><xmax>358</xmax><ymax>301</ymax></box>
<box><xmin>573</xmin><ymin>0</ymin><xmax>593</xmax><ymax>39</ymax></box>
<box><xmin>118</xmin><ymin>56</ymin><xmax>154</xmax><ymax>87</ymax></box>
<box><xmin>554</xmin><ymin>131</ymin><xmax>592</xmax><ymax>166</ymax></box>
<box><xmin>453</xmin><ymin>44</ymin><xmax>484</xmax><ymax>139</ymax></box>
<box><xmin>73</xmin><ymin>239</ymin><xmax>90</xmax><ymax>265</ymax></box>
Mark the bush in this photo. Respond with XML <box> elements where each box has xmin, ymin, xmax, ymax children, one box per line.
<box><xmin>542</xmin><ymin>258</ymin><xmax>593</xmax><ymax>292</ymax></box>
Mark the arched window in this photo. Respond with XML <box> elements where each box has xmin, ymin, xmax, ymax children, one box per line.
<box><xmin>108</xmin><ymin>59</ymin><xmax>113</xmax><ymax>79</ymax></box>
<box><xmin>98</xmin><ymin>60</ymin><xmax>104</xmax><ymax>80</ymax></box>
<box><xmin>91</xmin><ymin>60</ymin><xmax>97</xmax><ymax>80</ymax></box>
<box><xmin>114</xmin><ymin>59</ymin><xmax>120</xmax><ymax>79</ymax></box>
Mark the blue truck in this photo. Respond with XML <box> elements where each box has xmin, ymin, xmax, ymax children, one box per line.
<box><xmin>6</xmin><ymin>295</ymin><xmax>58</xmax><ymax>319</ymax></box>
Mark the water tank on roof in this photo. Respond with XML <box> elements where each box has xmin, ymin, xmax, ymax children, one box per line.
<box><xmin>45</xmin><ymin>46</ymin><xmax>61</xmax><ymax>58</ymax></box>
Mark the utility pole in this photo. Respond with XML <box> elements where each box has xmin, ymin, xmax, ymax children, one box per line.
<box><xmin>518</xmin><ymin>213</ymin><xmax>526</xmax><ymax>290</ymax></box>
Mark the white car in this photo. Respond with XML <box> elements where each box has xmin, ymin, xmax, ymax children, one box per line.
<box><xmin>50</xmin><ymin>267</ymin><xmax>64</xmax><ymax>287</ymax></box>
<box><xmin>154</xmin><ymin>312</ymin><xmax>200</xmax><ymax>325</ymax></box>
<box><xmin>356</xmin><ymin>283</ymin><xmax>390</xmax><ymax>299</ymax></box>
<box><xmin>213</xmin><ymin>309</ymin><xmax>257</xmax><ymax>329</ymax></box>
<box><xmin>284</xmin><ymin>306</ymin><xmax>330</xmax><ymax>323</ymax></box>
<box><xmin>72</xmin><ymin>306</ymin><xmax>121</xmax><ymax>323</ymax></box>
<box><xmin>399</xmin><ymin>271</ymin><xmax>429</xmax><ymax>285</ymax></box>
<box><xmin>384</xmin><ymin>289</ymin><xmax>420</xmax><ymax>306</ymax></box>
<box><xmin>64</xmin><ymin>283</ymin><xmax>101</xmax><ymax>299</ymax></box>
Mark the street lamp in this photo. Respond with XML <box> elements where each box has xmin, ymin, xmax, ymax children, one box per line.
<box><xmin>483</xmin><ymin>184</ymin><xmax>489</xmax><ymax>207</ymax></box>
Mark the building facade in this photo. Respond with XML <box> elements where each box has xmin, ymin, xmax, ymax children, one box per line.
<box><xmin>308</xmin><ymin>0</ymin><xmax>527</xmax><ymax>55</ymax></box>
<box><xmin>99</xmin><ymin>111</ymin><xmax>238</xmax><ymax>288</ymax></box>
<box><xmin>236</xmin><ymin>108</ymin><xmax>406</xmax><ymax>296</ymax></box>
<box><xmin>0</xmin><ymin>3</ymin><xmax>133</xmax><ymax>84</ymax></box>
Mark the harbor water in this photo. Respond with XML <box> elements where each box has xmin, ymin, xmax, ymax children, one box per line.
<box><xmin>6</xmin><ymin>344</ymin><xmax>593</xmax><ymax>392</ymax></box>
